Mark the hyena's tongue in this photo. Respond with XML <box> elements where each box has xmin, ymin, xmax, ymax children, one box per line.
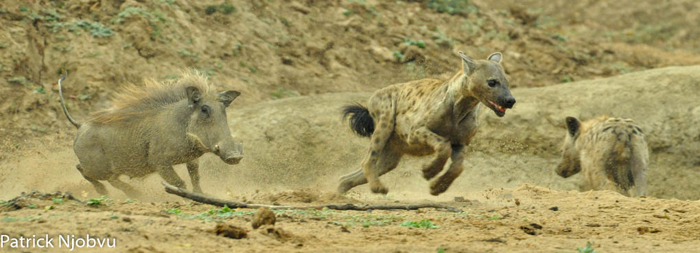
<box><xmin>488</xmin><ymin>100</ymin><xmax>507</xmax><ymax>113</ymax></box>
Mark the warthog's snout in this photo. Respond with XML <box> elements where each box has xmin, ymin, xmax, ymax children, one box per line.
<box><xmin>213</xmin><ymin>143</ymin><xmax>243</xmax><ymax>165</ymax></box>
<box><xmin>224</xmin><ymin>155</ymin><xmax>243</xmax><ymax>165</ymax></box>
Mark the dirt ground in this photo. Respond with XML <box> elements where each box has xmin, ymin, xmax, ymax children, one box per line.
<box><xmin>0</xmin><ymin>0</ymin><xmax>699</xmax><ymax>252</ymax></box>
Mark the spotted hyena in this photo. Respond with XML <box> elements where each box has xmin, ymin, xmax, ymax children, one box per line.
<box><xmin>556</xmin><ymin>116</ymin><xmax>649</xmax><ymax>197</ymax></box>
<box><xmin>339</xmin><ymin>51</ymin><xmax>515</xmax><ymax>196</ymax></box>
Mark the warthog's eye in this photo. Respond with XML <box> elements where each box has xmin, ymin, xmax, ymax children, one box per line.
<box><xmin>487</xmin><ymin>79</ymin><xmax>499</xmax><ymax>87</ymax></box>
<box><xmin>201</xmin><ymin>105</ymin><xmax>211</xmax><ymax>117</ymax></box>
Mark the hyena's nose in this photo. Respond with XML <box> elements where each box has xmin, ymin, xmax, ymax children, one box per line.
<box><xmin>503</xmin><ymin>97</ymin><xmax>516</xmax><ymax>108</ymax></box>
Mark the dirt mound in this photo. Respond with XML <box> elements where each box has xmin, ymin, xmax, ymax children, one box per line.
<box><xmin>255</xmin><ymin>189</ymin><xmax>319</xmax><ymax>204</ymax></box>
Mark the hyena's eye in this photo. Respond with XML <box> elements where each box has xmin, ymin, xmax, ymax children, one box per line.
<box><xmin>487</xmin><ymin>79</ymin><xmax>499</xmax><ymax>87</ymax></box>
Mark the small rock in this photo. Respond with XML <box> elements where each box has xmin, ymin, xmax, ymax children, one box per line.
<box><xmin>454</xmin><ymin>196</ymin><xmax>466</xmax><ymax>202</ymax></box>
<box><xmin>637</xmin><ymin>226</ymin><xmax>661</xmax><ymax>235</ymax></box>
<box><xmin>515</xmin><ymin>199</ymin><xmax>521</xmax><ymax>206</ymax></box>
<box><xmin>122</xmin><ymin>217</ymin><xmax>132</xmax><ymax>222</ymax></box>
<box><xmin>368</xmin><ymin>45</ymin><xmax>396</xmax><ymax>63</ymax></box>
<box><xmin>215</xmin><ymin>223</ymin><xmax>247</xmax><ymax>239</ymax></box>
<box><xmin>549</xmin><ymin>206</ymin><xmax>558</xmax><ymax>211</ymax></box>
<box><xmin>252</xmin><ymin>207</ymin><xmax>276</xmax><ymax>229</ymax></box>
<box><xmin>290</xmin><ymin>2</ymin><xmax>311</xmax><ymax>14</ymax></box>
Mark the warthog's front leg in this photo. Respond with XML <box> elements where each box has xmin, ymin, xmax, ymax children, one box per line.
<box><xmin>186</xmin><ymin>160</ymin><xmax>203</xmax><ymax>193</ymax></box>
<box><xmin>408</xmin><ymin>127</ymin><xmax>452</xmax><ymax>180</ymax></box>
<box><xmin>157</xmin><ymin>166</ymin><xmax>186</xmax><ymax>188</ymax></box>
<box><xmin>430</xmin><ymin>145</ymin><xmax>464</xmax><ymax>195</ymax></box>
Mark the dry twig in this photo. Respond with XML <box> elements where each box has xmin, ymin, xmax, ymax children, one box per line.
<box><xmin>162</xmin><ymin>182</ymin><xmax>463</xmax><ymax>212</ymax></box>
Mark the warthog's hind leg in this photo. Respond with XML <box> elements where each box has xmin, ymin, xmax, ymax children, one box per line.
<box><xmin>107</xmin><ymin>175</ymin><xmax>143</xmax><ymax>198</ymax></box>
<box><xmin>430</xmin><ymin>145</ymin><xmax>464</xmax><ymax>195</ymax></box>
<box><xmin>76</xmin><ymin>164</ymin><xmax>108</xmax><ymax>195</ymax></box>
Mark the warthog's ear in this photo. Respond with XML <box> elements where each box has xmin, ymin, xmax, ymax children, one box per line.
<box><xmin>186</xmin><ymin>86</ymin><xmax>202</xmax><ymax>106</ymax></box>
<box><xmin>218</xmin><ymin>90</ymin><xmax>241</xmax><ymax>107</ymax></box>
<box><xmin>565</xmin><ymin>116</ymin><xmax>581</xmax><ymax>137</ymax></box>
<box><xmin>459</xmin><ymin>51</ymin><xmax>476</xmax><ymax>75</ymax></box>
<box><xmin>487</xmin><ymin>52</ymin><xmax>503</xmax><ymax>64</ymax></box>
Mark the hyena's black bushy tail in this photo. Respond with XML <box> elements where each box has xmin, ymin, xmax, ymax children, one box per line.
<box><xmin>342</xmin><ymin>104</ymin><xmax>374</xmax><ymax>137</ymax></box>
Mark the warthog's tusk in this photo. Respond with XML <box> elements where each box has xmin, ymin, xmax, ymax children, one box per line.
<box><xmin>186</xmin><ymin>133</ymin><xmax>210</xmax><ymax>152</ymax></box>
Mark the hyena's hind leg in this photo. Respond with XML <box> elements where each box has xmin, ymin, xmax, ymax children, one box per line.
<box><xmin>430</xmin><ymin>144</ymin><xmax>465</xmax><ymax>195</ymax></box>
<box><xmin>630</xmin><ymin>150</ymin><xmax>648</xmax><ymax>197</ymax></box>
<box><xmin>76</xmin><ymin>164</ymin><xmax>108</xmax><ymax>195</ymax></box>
<box><xmin>338</xmin><ymin>145</ymin><xmax>403</xmax><ymax>194</ymax></box>
<box><xmin>362</xmin><ymin>106</ymin><xmax>397</xmax><ymax>194</ymax></box>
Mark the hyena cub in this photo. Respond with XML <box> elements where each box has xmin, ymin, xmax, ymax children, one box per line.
<box><xmin>556</xmin><ymin>116</ymin><xmax>649</xmax><ymax>197</ymax></box>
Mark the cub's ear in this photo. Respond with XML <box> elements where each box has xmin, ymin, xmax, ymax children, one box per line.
<box><xmin>487</xmin><ymin>52</ymin><xmax>502</xmax><ymax>64</ymax></box>
<box><xmin>218</xmin><ymin>90</ymin><xmax>241</xmax><ymax>107</ymax></box>
<box><xmin>459</xmin><ymin>51</ymin><xmax>476</xmax><ymax>75</ymax></box>
<box><xmin>565</xmin><ymin>116</ymin><xmax>581</xmax><ymax>137</ymax></box>
<box><xmin>186</xmin><ymin>86</ymin><xmax>202</xmax><ymax>106</ymax></box>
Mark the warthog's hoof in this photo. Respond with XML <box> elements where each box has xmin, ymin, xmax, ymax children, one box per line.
<box><xmin>370</xmin><ymin>185</ymin><xmax>389</xmax><ymax>195</ymax></box>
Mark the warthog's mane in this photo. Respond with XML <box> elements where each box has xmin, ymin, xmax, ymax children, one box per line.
<box><xmin>90</xmin><ymin>70</ymin><xmax>213</xmax><ymax>124</ymax></box>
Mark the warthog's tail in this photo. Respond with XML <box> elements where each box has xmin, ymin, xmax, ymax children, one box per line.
<box><xmin>58</xmin><ymin>74</ymin><xmax>82</xmax><ymax>128</ymax></box>
<box><xmin>342</xmin><ymin>104</ymin><xmax>374</xmax><ymax>137</ymax></box>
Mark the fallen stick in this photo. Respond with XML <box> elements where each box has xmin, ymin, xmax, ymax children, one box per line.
<box><xmin>162</xmin><ymin>182</ymin><xmax>463</xmax><ymax>213</ymax></box>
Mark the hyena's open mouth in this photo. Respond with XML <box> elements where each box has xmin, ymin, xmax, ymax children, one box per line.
<box><xmin>488</xmin><ymin>100</ymin><xmax>508</xmax><ymax>117</ymax></box>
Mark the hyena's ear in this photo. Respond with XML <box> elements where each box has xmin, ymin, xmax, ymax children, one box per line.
<box><xmin>487</xmin><ymin>52</ymin><xmax>502</xmax><ymax>64</ymax></box>
<box><xmin>565</xmin><ymin>116</ymin><xmax>581</xmax><ymax>137</ymax></box>
<box><xmin>459</xmin><ymin>51</ymin><xmax>477</xmax><ymax>75</ymax></box>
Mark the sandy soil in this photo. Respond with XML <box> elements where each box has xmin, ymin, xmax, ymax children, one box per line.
<box><xmin>1</xmin><ymin>186</ymin><xmax>700</xmax><ymax>252</ymax></box>
<box><xmin>0</xmin><ymin>0</ymin><xmax>699</xmax><ymax>252</ymax></box>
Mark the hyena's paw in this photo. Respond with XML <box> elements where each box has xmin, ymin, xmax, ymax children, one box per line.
<box><xmin>422</xmin><ymin>163</ymin><xmax>443</xmax><ymax>180</ymax></box>
<box><xmin>370</xmin><ymin>185</ymin><xmax>389</xmax><ymax>195</ymax></box>
<box><xmin>429</xmin><ymin>177</ymin><xmax>456</xmax><ymax>196</ymax></box>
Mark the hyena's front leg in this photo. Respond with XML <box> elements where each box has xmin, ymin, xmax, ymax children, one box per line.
<box><xmin>431</xmin><ymin>145</ymin><xmax>464</xmax><ymax>195</ymax></box>
<box><xmin>408</xmin><ymin>127</ymin><xmax>452</xmax><ymax>180</ymax></box>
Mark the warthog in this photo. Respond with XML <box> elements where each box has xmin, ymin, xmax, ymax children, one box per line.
<box><xmin>556</xmin><ymin>116</ymin><xmax>649</xmax><ymax>197</ymax></box>
<box><xmin>58</xmin><ymin>71</ymin><xmax>243</xmax><ymax>197</ymax></box>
